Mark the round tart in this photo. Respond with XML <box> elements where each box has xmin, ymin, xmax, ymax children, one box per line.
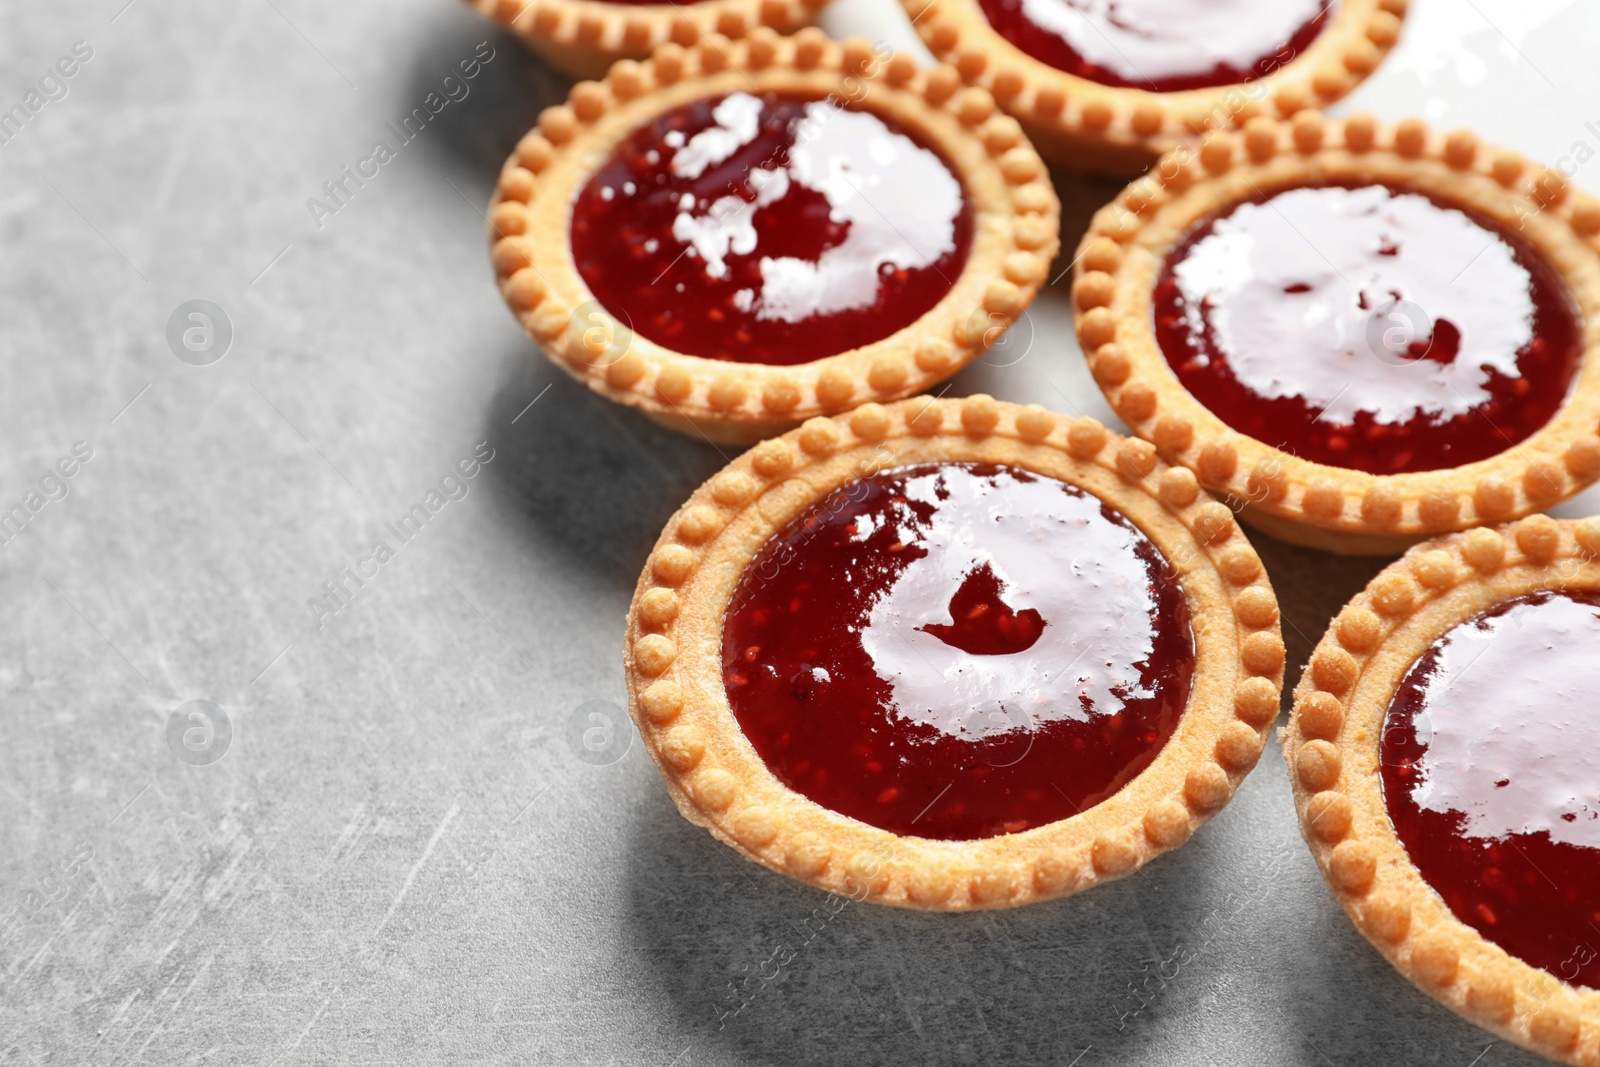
<box><xmin>1285</xmin><ymin>516</ymin><xmax>1600</xmax><ymax>1065</ymax></box>
<box><xmin>462</xmin><ymin>0</ymin><xmax>825</xmax><ymax>79</ymax></box>
<box><xmin>488</xmin><ymin>32</ymin><xmax>1060</xmax><ymax>445</ymax></box>
<box><xmin>899</xmin><ymin>0</ymin><xmax>1406</xmax><ymax>174</ymax></box>
<box><xmin>1072</xmin><ymin>115</ymin><xmax>1600</xmax><ymax>555</ymax></box>
<box><xmin>624</xmin><ymin>395</ymin><xmax>1285</xmax><ymax>910</ymax></box>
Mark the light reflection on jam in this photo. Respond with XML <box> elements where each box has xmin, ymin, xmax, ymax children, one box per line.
<box><xmin>722</xmin><ymin>463</ymin><xmax>1195</xmax><ymax>841</ymax></box>
<box><xmin>570</xmin><ymin>91</ymin><xmax>972</xmax><ymax>366</ymax></box>
<box><xmin>975</xmin><ymin>0</ymin><xmax>1330</xmax><ymax>92</ymax></box>
<box><xmin>1381</xmin><ymin>591</ymin><xmax>1600</xmax><ymax>989</ymax></box>
<box><xmin>1155</xmin><ymin>182</ymin><xmax>1582</xmax><ymax>474</ymax></box>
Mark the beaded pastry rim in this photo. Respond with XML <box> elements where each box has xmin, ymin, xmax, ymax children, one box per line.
<box><xmin>622</xmin><ymin>395</ymin><xmax>1286</xmax><ymax>911</ymax></box>
<box><xmin>897</xmin><ymin>0</ymin><xmax>1406</xmax><ymax>173</ymax></box>
<box><xmin>1072</xmin><ymin>114</ymin><xmax>1600</xmax><ymax>554</ymax></box>
<box><xmin>488</xmin><ymin>31</ymin><xmax>1061</xmax><ymax>445</ymax></box>
<box><xmin>1284</xmin><ymin>516</ymin><xmax>1600</xmax><ymax>1065</ymax></box>
<box><xmin>462</xmin><ymin>0</ymin><xmax>827</xmax><ymax>79</ymax></box>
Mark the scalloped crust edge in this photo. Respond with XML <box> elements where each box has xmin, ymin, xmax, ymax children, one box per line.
<box><xmin>1284</xmin><ymin>514</ymin><xmax>1600</xmax><ymax>1066</ymax></box>
<box><xmin>462</xmin><ymin>0</ymin><xmax>827</xmax><ymax>79</ymax></box>
<box><xmin>489</xmin><ymin>30</ymin><xmax>1062</xmax><ymax>445</ymax></box>
<box><xmin>623</xmin><ymin>394</ymin><xmax>1286</xmax><ymax>910</ymax></box>
<box><xmin>899</xmin><ymin>0</ymin><xmax>1406</xmax><ymax>175</ymax></box>
<box><xmin>1073</xmin><ymin>113</ymin><xmax>1600</xmax><ymax>555</ymax></box>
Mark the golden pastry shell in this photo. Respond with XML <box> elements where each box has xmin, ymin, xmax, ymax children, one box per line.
<box><xmin>488</xmin><ymin>31</ymin><xmax>1061</xmax><ymax>445</ymax></box>
<box><xmin>1285</xmin><ymin>515</ymin><xmax>1600</xmax><ymax>1065</ymax></box>
<box><xmin>899</xmin><ymin>0</ymin><xmax>1407</xmax><ymax>174</ymax></box>
<box><xmin>462</xmin><ymin>0</ymin><xmax>827</xmax><ymax>79</ymax></box>
<box><xmin>623</xmin><ymin>394</ymin><xmax>1286</xmax><ymax>910</ymax></box>
<box><xmin>1073</xmin><ymin>113</ymin><xmax>1600</xmax><ymax>555</ymax></box>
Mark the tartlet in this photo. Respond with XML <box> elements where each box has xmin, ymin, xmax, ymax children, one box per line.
<box><xmin>462</xmin><ymin>0</ymin><xmax>826</xmax><ymax>79</ymax></box>
<box><xmin>488</xmin><ymin>31</ymin><xmax>1060</xmax><ymax>445</ymax></box>
<box><xmin>623</xmin><ymin>394</ymin><xmax>1286</xmax><ymax>910</ymax></box>
<box><xmin>899</xmin><ymin>0</ymin><xmax>1406</xmax><ymax>174</ymax></box>
<box><xmin>1072</xmin><ymin>114</ymin><xmax>1600</xmax><ymax>554</ymax></box>
<box><xmin>1285</xmin><ymin>515</ymin><xmax>1600</xmax><ymax>1065</ymax></box>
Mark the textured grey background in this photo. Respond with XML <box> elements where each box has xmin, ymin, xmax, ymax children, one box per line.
<box><xmin>4</xmin><ymin>1</ymin><xmax>1599</xmax><ymax>1064</ymax></box>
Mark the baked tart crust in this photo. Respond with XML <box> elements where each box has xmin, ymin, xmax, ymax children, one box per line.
<box><xmin>462</xmin><ymin>0</ymin><xmax>826</xmax><ymax>79</ymax></box>
<box><xmin>623</xmin><ymin>395</ymin><xmax>1285</xmax><ymax>910</ymax></box>
<box><xmin>898</xmin><ymin>0</ymin><xmax>1406</xmax><ymax>174</ymax></box>
<box><xmin>488</xmin><ymin>31</ymin><xmax>1061</xmax><ymax>445</ymax></box>
<box><xmin>1073</xmin><ymin>114</ymin><xmax>1600</xmax><ymax>555</ymax></box>
<box><xmin>1285</xmin><ymin>515</ymin><xmax>1600</xmax><ymax>1066</ymax></box>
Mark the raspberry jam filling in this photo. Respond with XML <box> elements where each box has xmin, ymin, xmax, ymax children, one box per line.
<box><xmin>1155</xmin><ymin>183</ymin><xmax>1582</xmax><ymax>475</ymax></box>
<box><xmin>570</xmin><ymin>92</ymin><xmax>973</xmax><ymax>366</ymax></box>
<box><xmin>975</xmin><ymin>0</ymin><xmax>1330</xmax><ymax>92</ymax></box>
<box><xmin>1381</xmin><ymin>591</ymin><xmax>1600</xmax><ymax>989</ymax></box>
<box><xmin>722</xmin><ymin>463</ymin><xmax>1195</xmax><ymax>841</ymax></box>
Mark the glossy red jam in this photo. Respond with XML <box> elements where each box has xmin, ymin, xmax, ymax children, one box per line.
<box><xmin>1381</xmin><ymin>591</ymin><xmax>1600</xmax><ymax>989</ymax></box>
<box><xmin>570</xmin><ymin>92</ymin><xmax>973</xmax><ymax>366</ymax></box>
<box><xmin>975</xmin><ymin>0</ymin><xmax>1330</xmax><ymax>92</ymax></box>
<box><xmin>722</xmin><ymin>463</ymin><xmax>1195</xmax><ymax>841</ymax></box>
<box><xmin>1155</xmin><ymin>183</ymin><xmax>1582</xmax><ymax>474</ymax></box>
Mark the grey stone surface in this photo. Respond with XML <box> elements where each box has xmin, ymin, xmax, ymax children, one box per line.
<box><xmin>2</xmin><ymin>1</ymin><xmax>1596</xmax><ymax>1064</ymax></box>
